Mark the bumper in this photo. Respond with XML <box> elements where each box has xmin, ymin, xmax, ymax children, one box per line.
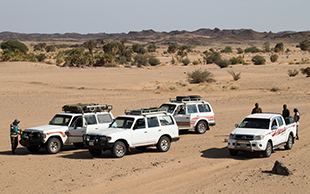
<box><xmin>84</xmin><ymin>138</ymin><xmax>114</xmax><ymax>150</ymax></box>
<box><xmin>227</xmin><ymin>139</ymin><xmax>266</xmax><ymax>152</ymax></box>
<box><xmin>19</xmin><ymin>132</ymin><xmax>45</xmax><ymax>147</ymax></box>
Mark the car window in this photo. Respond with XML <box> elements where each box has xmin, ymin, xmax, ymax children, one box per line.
<box><xmin>239</xmin><ymin>118</ymin><xmax>270</xmax><ymax>129</ymax></box>
<box><xmin>97</xmin><ymin>114</ymin><xmax>112</xmax><ymax>124</ymax></box>
<box><xmin>187</xmin><ymin>105</ymin><xmax>198</xmax><ymax>114</ymax></box>
<box><xmin>177</xmin><ymin>105</ymin><xmax>186</xmax><ymax>115</ymax></box>
<box><xmin>147</xmin><ymin>117</ymin><xmax>160</xmax><ymax>128</ymax></box>
<box><xmin>271</xmin><ymin>119</ymin><xmax>278</xmax><ymax>127</ymax></box>
<box><xmin>159</xmin><ymin>115</ymin><xmax>174</xmax><ymax>126</ymax></box>
<box><xmin>49</xmin><ymin>115</ymin><xmax>72</xmax><ymax>126</ymax></box>
<box><xmin>110</xmin><ymin>117</ymin><xmax>134</xmax><ymax>129</ymax></box>
<box><xmin>85</xmin><ymin>115</ymin><xmax>97</xmax><ymax>125</ymax></box>
<box><xmin>198</xmin><ymin>104</ymin><xmax>210</xmax><ymax>112</ymax></box>
<box><xmin>159</xmin><ymin>104</ymin><xmax>176</xmax><ymax>114</ymax></box>
<box><xmin>134</xmin><ymin>118</ymin><xmax>146</xmax><ymax>129</ymax></box>
<box><xmin>276</xmin><ymin>117</ymin><xmax>284</xmax><ymax>126</ymax></box>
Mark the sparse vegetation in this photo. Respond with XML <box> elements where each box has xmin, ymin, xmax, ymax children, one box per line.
<box><xmin>228</xmin><ymin>70</ymin><xmax>241</xmax><ymax>81</ymax></box>
<box><xmin>182</xmin><ymin>58</ymin><xmax>191</xmax><ymax>66</ymax></box>
<box><xmin>287</xmin><ymin>69</ymin><xmax>299</xmax><ymax>77</ymax></box>
<box><xmin>147</xmin><ymin>44</ymin><xmax>156</xmax><ymax>52</ymax></box>
<box><xmin>192</xmin><ymin>60</ymin><xmax>200</xmax><ymax>65</ymax></box>
<box><xmin>300</xmin><ymin>67</ymin><xmax>310</xmax><ymax>77</ymax></box>
<box><xmin>229</xmin><ymin>56</ymin><xmax>244</xmax><ymax>64</ymax></box>
<box><xmin>133</xmin><ymin>54</ymin><xmax>148</xmax><ymax>67</ymax></box>
<box><xmin>187</xmin><ymin>69</ymin><xmax>215</xmax><ymax>83</ymax></box>
<box><xmin>203</xmin><ymin>51</ymin><xmax>221</xmax><ymax>64</ymax></box>
<box><xmin>297</xmin><ymin>40</ymin><xmax>310</xmax><ymax>51</ymax></box>
<box><xmin>270</xmin><ymin>54</ymin><xmax>279</xmax><ymax>62</ymax></box>
<box><xmin>35</xmin><ymin>53</ymin><xmax>47</xmax><ymax>62</ymax></box>
<box><xmin>274</xmin><ymin>42</ymin><xmax>284</xmax><ymax>52</ymax></box>
<box><xmin>34</xmin><ymin>43</ymin><xmax>47</xmax><ymax>51</ymax></box>
<box><xmin>167</xmin><ymin>44</ymin><xmax>178</xmax><ymax>54</ymax></box>
<box><xmin>221</xmin><ymin>46</ymin><xmax>232</xmax><ymax>53</ymax></box>
<box><xmin>237</xmin><ymin>48</ymin><xmax>243</xmax><ymax>54</ymax></box>
<box><xmin>215</xmin><ymin>59</ymin><xmax>231</xmax><ymax>68</ymax></box>
<box><xmin>1</xmin><ymin>40</ymin><xmax>29</xmax><ymax>53</ymax></box>
<box><xmin>244</xmin><ymin>46</ymin><xmax>262</xmax><ymax>53</ymax></box>
<box><xmin>148</xmin><ymin>55</ymin><xmax>160</xmax><ymax>66</ymax></box>
<box><xmin>263</xmin><ymin>42</ymin><xmax>271</xmax><ymax>52</ymax></box>
<box><xmin>251</xmin><ymin>55</ymin><xmax>266</xmax><ymax>65</ymax></box>
<box><xmin>270</xmin><ymin>87</ymin><xmax>280</xmax><ymax>92</ymax></box>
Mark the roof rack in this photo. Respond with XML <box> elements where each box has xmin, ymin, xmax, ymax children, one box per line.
<box><xmin>62</xmin><ymin>103</ymin><xmax>113</xmax><ymax>113</ymax></box>
<box><xmin>169</xmin><ymin>95</ymin><xmax>206</xmax><ymax>103</ymax></box>
<box><xmin>125</xmin><ymin>107</ymin><xmax>167</xmax><ymax>116</ymax></box>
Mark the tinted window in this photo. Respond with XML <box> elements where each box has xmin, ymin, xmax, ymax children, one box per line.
<box><xmin>49</xmin><ymin>115</ymin><xmax>72</xmax><ymax>126</ymax></box>
<box><xmin>97</xmin><ymin>114</ymin><xmax>112</xmax><ymax>124</ymax></box>
<box><xmin>276</xmin><ymin>117</ymin><xmax>284</xmax><ymax>126</ymax></box>
<box><xmin>85</xmin><ymin>115</ymin><xmax>97</xmax><ymax>125</ymax></box>
<box><xmin>187</xmin><ymin>105</ymin><xmax>198</xmax><ymax>114</ymax></box>
<box><xmin>198</xmin><ymin>104</ymin><xmax>210</xmax><ymax>112</ymax></box>
<box><xmin>110</xmin><ymin>117</ymin><xmax>134</xmax><ymax>129</ymax></box>
<box><xmin>177</xmin><ymin>105</ymin><xmax>186</xmax><ymax>114</ymax></box>
<box><xmin>159</xmin><ymin>115</ymin><xmax>174</xmax><ymax>126</ymax></box>
<box><xmin>159</xmin><ymin>104</ymin><xmax>176</xmax><ymax>114</ymax></box>
<box><xmin>134</xmin><ymin>118</ymin><xmax>146</xmax><ymax>129</ymax></box>
<box><xmin>239</xmin><ymin>118</ymin><xmax>270</xmax><ymax>129</ymax></box>
<box><xmin>271</xmin><ymin>119</ymin><xmax>278</xmax><ymax>127</ymax></box>
<box><xmin>147</xmin><ymin>117</ymin><xmax>159</xmax><ymax>128</ymax></box>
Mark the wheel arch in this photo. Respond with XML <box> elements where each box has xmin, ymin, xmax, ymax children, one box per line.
<box><xmin>195</xmin><ymin>119</ymin><xmax>209</xmax><ymax>130</ymax></box>
<box><xmin>46</xmin><ymin>135</ymin><xmax>64</xmax><ymax>148</ymax></box>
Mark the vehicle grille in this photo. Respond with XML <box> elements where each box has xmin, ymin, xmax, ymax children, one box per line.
<box><xmin>235</xmin><ymin>134</ymin><xmax>254</xmax><ymax>140</ymax></box>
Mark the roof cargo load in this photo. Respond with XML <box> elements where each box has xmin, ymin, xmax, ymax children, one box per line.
<box><xmin>62</xmin><ymin>103</ymin><xmax>112</xmax><ymax>113</ymax></box>
<box><xmin>125</xmin><ymin>107</ymin><xmax>166</xmax><ymax>115</ymax></box>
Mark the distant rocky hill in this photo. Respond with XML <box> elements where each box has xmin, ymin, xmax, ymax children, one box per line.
<box><xmin>1</xmin><ymin>28</ymin><xmax>310</xmax><ymax>46</ymax></box>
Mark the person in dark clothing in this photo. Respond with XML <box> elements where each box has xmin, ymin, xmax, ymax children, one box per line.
<box><xmin>282</xmin><ymin>104</ymin><xmax>290</xmax><ymax>119</ymax></box>
<box><xmin>10</xmin><ymin>119</ymin><xmax>21</xmax><ymax>154</ymax></box>
<box><xmin>251</xmin><ymin>103</ymin><xmax>262</xmax><ymax>114</ymax></box>
<box><xmin>293</xmin><ymin>108</ymin><xmax>300</xmax><ymax>140</ymax></box>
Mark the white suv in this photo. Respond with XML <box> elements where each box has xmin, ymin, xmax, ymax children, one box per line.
<box><xmin>84</xmin><ymin>108</ymin><xmax>180</xmax><ymax>158</ymax></box>
<box><xmin>20</xmin><ymin>104</ymin><xmax>114</xmax><ymax>154</ymax></box>
<box><xmin>159</xmin><ymin>95</ymin><xmax>215</xmax><ymax>134</ymax></box>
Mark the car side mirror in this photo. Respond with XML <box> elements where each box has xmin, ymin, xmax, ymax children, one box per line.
<box><xmin>272</xmin><ymin>126</ymin><xmax>278</xmax><ymax>130</ymax></box>
<box><xmin>235</xmin><ymin>124</ymin><xmax>239</xmax><ymax>128</ymax></box>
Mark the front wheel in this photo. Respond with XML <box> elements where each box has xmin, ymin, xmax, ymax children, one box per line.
<box><xmin>89</xmin><ymin>149</ymin><xmax>102</xmax><ymax>157</ymax></box>
<box><xmin>46</xmin><ymin>138</ymin><xmax>61</xmax><ymax>154</ymax></box>
<box><xmin>195</xmin><ymin>121</ymin><xmax>208</xmax><ymax>134</ymax></box>
<box><xmin>111</xmin><ymin>141</ymin><xmax>126</xmax><ymax>158</ymax></box>
<box><xmin>157</xmin><ymin>136</ymin><xmax>171</xmax><ymax>152</ymax></box>
<box><xmin>262</xmin><ymin>141</ymin><xmax>272</xmax><ymax>157</ymax></box>
<box><xmin>284</xmin><ymin>134</ymin><xmax>293</xmax><ymax>150</ymax></box>
<box><xmin>27</xmin><ymin>145</ymin><xmax>41</xmax><ymax>153</ymax></box>
<box><xmin>229</xmin><ymin>149</ymin><xmax>238</xmax><ymax>156</ymax></box>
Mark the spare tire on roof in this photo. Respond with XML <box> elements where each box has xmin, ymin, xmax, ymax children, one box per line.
<box><xmin>176</xmin><ymin>96</ymin><xmax>190</xmax><ymax>102</ymax></box>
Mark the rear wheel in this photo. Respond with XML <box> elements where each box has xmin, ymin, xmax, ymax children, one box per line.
<box><xmin>284</xmin><ymin>134</ymin><xmax>293</xmax><ymax>150</ymax></box>
<box><xmin>262</xmin><ymin>141</ymin><xmax>272</xmax><ymax>157</ymax></box>
<box><xmin>157</xmin><ymin>136</ymin><xmax>171</xmax><ymax>152</ymax></box>
<box><xmin>111</xmin><ymin>141</ymin><xmax>126</xmax><ymax>158</ymax></box>
<box><xmin>229</xmin><ymin>149</ymin><xmax>238</xmax><ymax>156</ymax></box>
<box><xmin>46</xmin><ymin>138</ymin><xmax>61</xmax><ymax>154</ymax></box>
<box><xmin>27</xmin><ymin>145</ymin><xmax>41</xmax><ymax>153</ymax></box>
<box><xmin>195</xmin><ymin>121</ymin><xmax>208</xmax><ymax>134</ymax></box>
<box><xmin>89</xmin><ymin>149</ymin><xmax>102</xmax><ymax>157</ymax></box>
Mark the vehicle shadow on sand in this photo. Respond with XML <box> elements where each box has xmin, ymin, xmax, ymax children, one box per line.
<box><xmin>200</xmin><ymin>146</ymin><xmax>265</xmax><ymax>160</ymax></box>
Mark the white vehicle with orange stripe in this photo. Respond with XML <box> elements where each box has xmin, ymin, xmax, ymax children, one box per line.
<box><xmin>20</xmin><ymin>104</ymin><xmax>114</xmax><ymax>154</ymax></box>
<box><xmin>159</xmin><ymin>96</ymin><xmax>215</xmax><ymax>134</ymax></box>
<box><xmin>228</xmin><ymin>113</ymin><xmax>297</xmax><ymax>157</ymax></box>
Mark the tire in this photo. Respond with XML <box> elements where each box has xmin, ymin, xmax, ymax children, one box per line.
<box><xmin>111</xmin><ymin>141</ymin><xmax>126</xmax><ymax>158</ymax></box>
<box><xmin>89</xmin><ymin>149</ymin><xmax>102</xmax><ymax>157</ymax></box>
<box><xmin>136</xmin><ymin>146</ymin><xmax>147</xmax><ymax>151</ymax></box>
<box><xmin>284</xmin><ymin>134</ymin><xmax>293</xmax><ymax>150</ymax></box>
<box><xmin>262</xmin><ymin>141</ymin><xmax>272</xmax><ymax>157</ymax></box>
<box><xmin>46</xmin><ymin>138</ymin><xmax>62</xmax><ymax>154</ymax></box>
<box><xmin>229</xmin><ymin>149</ymin><xmax>238</xmax><ymax>156</ymax></box>
<box><xmin>157</xmin><ymin>136</ymin><xmax>171</xmax><ymax>152</ymax></box>
<box><xmin>27</xmin><ymin>145</ymin><xmax>41</xmax><ymax>153</ymax></box>
<box><xmin>195</xmin><ymin>121</ymin><xmax>208</xmax><ymax>134</ymax></box>
<box><xmin>73</xmin><ymin>143</ymin><xmax>85</xmax><ymax>149</ymax></box>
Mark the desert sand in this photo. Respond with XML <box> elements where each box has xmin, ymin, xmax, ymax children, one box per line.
<box><xmin>0</xmin><ymin>59</ymin><xmax>310</xmax><ymax>194</ymax></box>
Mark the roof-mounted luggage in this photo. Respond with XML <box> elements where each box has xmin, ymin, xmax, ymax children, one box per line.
<box><xmin>125</xmin><ymin>107</ymin><xmax>167</xmax><ymax>116</ymax></box>
<box><xmin>62</xmin><ymin>103</ymin><xmax>113</xmax><ymax>113</ymax></box>
<box><xmin>170</xmin><ymin>95</ymin><xmax>205</xmax><ymax>102</ymax></box>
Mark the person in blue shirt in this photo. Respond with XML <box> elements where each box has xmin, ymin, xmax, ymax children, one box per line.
<box><xmin>10</xmin><ymin>119</ymin><xmax>21</xmax><ymax>154</ymax></box>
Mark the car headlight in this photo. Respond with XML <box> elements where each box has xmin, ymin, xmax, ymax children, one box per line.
<box><xmin>254</xmin><ymin>135</ymin><xmax>264</xmax><ymax>140</ymax></box>
<box><xmin>229</xmin><ymin>133</ymin><xmax>235</xmax><ymax>139</ymax></box>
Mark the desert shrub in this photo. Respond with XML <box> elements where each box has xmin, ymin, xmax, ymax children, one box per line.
<box><xmin>133</xmin><ymin>54</ymin><xmax>148</xmax><ymax>67</ymax></box>
<box><xmin>94</xmin><ymin>53</ymin><xmax>115</xmax><ymax>66</ymax></box>
<box><xmin>244</xmin><ymin>46</ymin><xmax>262</xmax><ymax>53</ymax></box>
<box><xmin>171</xmin><ymin>56</ymin><xmax>176</xmax><ymax>64</ymax></box>
<box><xmin>119</xmin><ymin>49</ymin><xmax>133</xmax><ymax>62</ymax></box>
<box><xmin>132</xmin><ymin>43</ymin><xmax>142</xmax><ymax>53</ymax></box>
<box><xmin>192</xmin><ymin>60</ymin><xmax>200</xmax><ymax>65</ymax></box>
<box><xmin>221</xmin><ymin>46</ymin><xmax>232</xmax><ymax>53</ymax></box>
<box><xmin>1</xmin><ymin>49</ymin><xmax>36</xmax><ymax>62</ymax></box>
<box><xmin>187</xmin><ymin>69</ymin><xmax>215</xmax><ymax>83</ymax></box>
<box><xmin>203</xmin><ymin>51</ymin><xmax>221</xmax><ymax>64</ymax></box>
<box><xmin>85</xmin><ymin>40</ymin><xmax>96</xmax><ymax>57</ymax></box>
<box><xmin>167</xmin><ymin>44</ymin><xmax>178</xmax><ymax>54</ymax></box>
<box><xmin>33</xmin><ymin>43</ymin><xmax>47</xmax><ymax>51</ymax></box>
<box><xmin>301</xmin><ymin>58</ymin><xmax>310</xmax><ymax>64</ymax></box>
<box><xmin>237</xmin><ymin>48</ymin><xmax>243</xmax><ymax>54</ymax></box>
<box><xmin>64</xmin><ymin>48</ymin><xmax>92</xmax><ymax>67</ymax></box>
<box><xmin>55</xmin><ymin>44</ymin><xmax>69</xmax><ymax>49</ymax></box>
<box><xmin>263</xmin><ymin>42</ymin><xmax>271</xmax><ymax>52</ymax></box>
<box><xmin>300</xmin><ymin>67</ymin><xmax>310</xmax><ymax>77</ymax></box>
<box><xmin>177</xmin><ymin>45</ymin><xmax>189</xmax><ymax>59</ymax></box>
<box><xmin>228</xmin><ymin>70</ymin><xmax>241</xmax><ymax>81</ymax></box>
<box><xmin>215</xmin><ymin>59</ymin><xmax>231</xmax><ymax>68</ymax></box>
<box><xmin>229</xmin><ymin>56</ymin><xmax>244</xmax><ymax>64</ymax></box>
<box><xmin>297</xmin><ymin>40</ymin><xmax>310</xmax><ymax>51</ymax></box>
<box><xmin>35</xmin><ymin>53</ymin><xmax>47</xmax><ymax>62</ymax></box>
<box><xmin>274</xmin><ymin>42</ymin><xmax>284</xmax><ymax>52</ymax></box>
<box><xmin>251</xmin><ymin>55</ymin><xmax>266</xmax><ymax>65</ymax></box>
<box><xmin>287</xmin><ymin>69</ymin><xmax>299</xmax><ymax>77</ymax></box>
<box><xmin>270</xmin><ymin>87</ymin><xmax>280</xmax><ymax>92</ymax></box>
<box><xmin>147</xmin><ymin>44</ymin><xmax>156</xmax><ymax>52</ymax></box>
<box><xmin>182</xmin><ymin>58</ymin><xmax>191</xmax><ymax>66</ymax></box>
<box><xmin>148</xmin><ymin>55</ymin><xmax>161</xmax><ymax>66</ymax></box>
<box><xmin>270</xmin><ymin>54</ymin><xmax>279</xmax><ymax>62</ymax></box>
<box><xmin>1</xmin><ymin>40</ymin><xmax>29</xmax><ymax>53</ymax></box>
<box><xmin>45</xmin><ymin>45</ymin><xmax>56</xmax><ymax>53</ymax></box>
<box><xmin>103</xmin><ymin>42</ymin><xmax>120</xmax><ymax>54</ymax></box>
<box><xmin>56</xmin><ymin>56</ymin><xmax>64</xmax><ymax>65</ymax></box>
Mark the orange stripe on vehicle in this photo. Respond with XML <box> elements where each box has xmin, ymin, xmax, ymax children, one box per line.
<box><xmin>46</xmin><ymin>131</ymin><xmax>66</xmax><ymax>137</ymax></box>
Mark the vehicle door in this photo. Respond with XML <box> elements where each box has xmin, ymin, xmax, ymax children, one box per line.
<box><xmin>96</xmin><ymin>113</ymin><xmax>113</xmax><ymax>130</ymax></box>
<box><xmin>270</xmin><ymin>118</ymin><xmax>280</xmax><ymax>145</ymax></box>
<box><xmin>276</xmin><ymin>116</ymin><xmax>286</xmax><ymax>144</ymax></box>
<box><xmin>198</xmin><ymin>103</ymin><xmax>215</xmax><ymax>124</ymax></box>
<box><xmin>173</xmin><ymin>105</ymin><xmax>191</xmax><ymax>129</ymax></box>
<box><xmin>131</xmin><ymin>118</ymin><xmax>148</xmax><ymax>146</ymax></box>
<box><xmin>187</xmin><ymin>104</ymin><xmax>199</xmax><ymax>129</ymax></box>
<box><xmin>159</xmin><ymin>115</ymin><xmax>176</xmax><ymax>136</ymax></box>
<box><xmin>147</xmin><ymin>116</ymin><xmax>162</xmax><ymax>144</ymax></box>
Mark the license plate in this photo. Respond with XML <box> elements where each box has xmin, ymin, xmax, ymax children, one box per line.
<box><xmin>240</xmin><ymin>144</ymin><xmax>247</xmax><ymax>148</ymax></box>
<box><xmin>89</xmin><ymin>141</ymin><xmax>94</xmax><ymax>146</ymax></box>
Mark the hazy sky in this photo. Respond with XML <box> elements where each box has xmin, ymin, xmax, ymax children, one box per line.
<box><xmin>1</xmin><ymin>0</ymin><xmax>309</xmax><ymax>34</ymax></box>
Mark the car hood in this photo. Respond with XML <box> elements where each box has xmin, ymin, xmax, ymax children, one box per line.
<box><xmin>24</xmin><ymin>125</ymin><xmax>67</xmax><ymax>133</ymax></box>
<box><xmin>231</xmin><ymin>128</ymin><xmax>269</xmax><ymax>136</ymax></box>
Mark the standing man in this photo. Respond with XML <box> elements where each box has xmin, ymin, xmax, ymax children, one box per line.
<box><xmin>10</xmin><ymin>119</ymin><xmax>21</xmax><ymax>154</ymax></box>
<box><xmin>293</xmin><ymin>108</ymin><xmax>300</xmax><ymax>140</ymax></box>
<box><xmin>251</xmin><ymin>103</ymin><xmax>262</xmax><ymax>114</ymax></box>
<box><xmin>282</xmin><ymin>104</ymin><xmax>290</xmax><ymax>119</ymax></box>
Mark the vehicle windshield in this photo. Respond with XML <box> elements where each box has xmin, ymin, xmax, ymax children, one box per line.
<box><xmin>110</xmin><ymin>117</ymin><xmax>135</xmax><ymax>129</ymax></box>
<box><xmin>239</xmin><ymin>118</ymin><xmax>270</xmax><ymax>129</ymax></box>
<box><xmin>49</xmin><ymin>115</ymin><xmax>72</xmax><ymax>126</ymax></box>
<box><xmin>159</xmin><ymin>104</ymin><xmax>176</xmax><ymax>114</ymax></box>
